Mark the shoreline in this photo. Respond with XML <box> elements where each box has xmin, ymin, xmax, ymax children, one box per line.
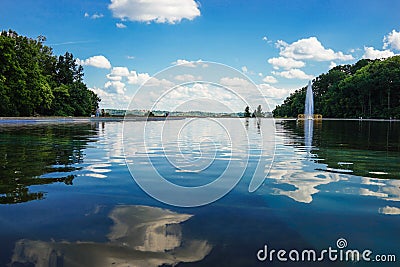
<box><xmin>0</xmin><ymin>116</ymin><xmax>186</xmax><ymax>124</ymax></box>
<box><xmin>0</xmin><ymin>116</ymin><xmax>399</xmax><ymax>125</ymax></box>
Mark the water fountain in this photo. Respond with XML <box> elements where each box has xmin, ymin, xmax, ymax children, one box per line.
<box><xmin>298</xmin><ymin>81</ymin><xmax>320</xmax><ymax>157</ymax></box>
<box><xmin>304</xmin><ymin>81</ymin><xmax>314</xmax><ymax>120</ymax></box>
<box><xmin>297</xmin><ymin>81</ymin><xmax>322</xmax><ymax>120</ymax></box>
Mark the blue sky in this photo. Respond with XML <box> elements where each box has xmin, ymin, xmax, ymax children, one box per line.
<box><xmin>2</xmin><ymin>0</ymin><xmax>400</xmax><ymax>111</ymax></box>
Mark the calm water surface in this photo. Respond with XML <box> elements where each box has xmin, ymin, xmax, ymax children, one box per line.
<box><xmin>0</xmin><ymin>119</ymin><xmax>399</xmax><ymax>266</ymax></box>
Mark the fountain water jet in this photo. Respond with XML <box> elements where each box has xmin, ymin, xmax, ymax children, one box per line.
<box><xmin>297</xmin><ymin>81</ymin><xmax>322</xmax><ymax>120</ymax></box>
<box><xmin>304</xmin><ymin>81</ymin><xmax>314</xmax><ymax>120</ymax></box>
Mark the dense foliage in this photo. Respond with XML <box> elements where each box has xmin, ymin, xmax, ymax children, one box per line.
<box><xmin>0</xmin><ymin>30</ymin><xmax>100</xmax><ymax>116</ymax></box>
<box><xmin>273</xmin><ymin>56</ymin><xmax>400</xmax><ymax>118</ymax></box>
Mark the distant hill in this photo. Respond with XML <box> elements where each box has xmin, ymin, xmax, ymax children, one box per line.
<box><xmin>273</xmin><ymin>56</ymin><xmax>400</xmax><ymax>119</ymax></box>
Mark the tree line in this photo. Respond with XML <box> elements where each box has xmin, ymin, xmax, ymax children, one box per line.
<box><xmin>273</xmin><ymin>56</ymin><xmax>400</xmax><ymax>119</ymax></box>
<box><xmin>0</xmin><ymin>30</ymin><xmax>100</xmax><ymax>116</ymax></box>
<box><xmin>244</xmin><ymin>105</ymin><xmax>263</xmax><ymax>117</ymax></box>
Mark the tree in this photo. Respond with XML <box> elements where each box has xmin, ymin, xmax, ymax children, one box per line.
<box><xmin>256</xmin><ymin>105</ymin><xmax>263</xmax><ymax>117</ymax></box>
<box><xmin>273</xmin><ymin>56</ymin><xmax>400</xmax><ymax>119</ymax></box>
<box><xmin>244</xmin><ymin>106</ymin><xmax>251</xmax><ymax>117</ymax></box>
<box><xmin>0</xmin><ymin>30</ymin><xmax>100</xmax><ymax>117</ymax></box>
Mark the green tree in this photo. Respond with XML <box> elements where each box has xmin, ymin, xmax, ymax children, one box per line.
<box><xmin>273</xmin><ymin>56</ymin><xmax>400</xmax><ymax>119</ymax></box>
<box><xmin>256</xmin><ymin>105</ymin><xmax>263</xmax><ymax>117</ymax></box>
<box><xmin>0</xmin><ymin>30</ymin><xmax>100</xmax><ymax>117</ymax></box>
<box><xmin>244</xmin><ymin>106</ymin><xmax>251</xmax><ymax>117</ymax></box>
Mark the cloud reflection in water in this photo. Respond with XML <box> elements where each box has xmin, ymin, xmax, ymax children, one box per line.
<box><xmin>10</xmin><ymin>205</ymin><xmax>211</xmax><ymax>267</ymax></box>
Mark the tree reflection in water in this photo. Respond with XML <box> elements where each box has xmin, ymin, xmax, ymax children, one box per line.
<box><xmin>0</xmin><ymin>123</ymin><xmax>99</xmax><ymax>204</ymax></box>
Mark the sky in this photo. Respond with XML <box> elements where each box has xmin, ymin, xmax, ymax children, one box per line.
<box><xmin>2</xmin><ymin>0</ymin><xmax>400</xmax><ymax>112</ymax></box>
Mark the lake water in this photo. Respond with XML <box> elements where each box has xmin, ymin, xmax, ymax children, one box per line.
<box><xmin>0</xmin><ymin>119</ymin><xmax>399</xmax><ymax>266</ymax></box>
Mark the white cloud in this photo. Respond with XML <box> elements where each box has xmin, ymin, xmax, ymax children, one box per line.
<box><xmin>142</xmin><ymin>77</ymin><xmax>175</xmax><ymax>88</ymax></box>
<box><xmin>154</xmin><ymin>83</ymin><xmax>245</xmax><ymax>112</ymax></box>
<box><xmin>116</xmin><ymin>22</ymin><xmax>127</xmax><ymax>28</ymax></box>
<box><xmin>90</xmin><ymin>87</ymin><xmax>131</xmax><ymax>109</ymax></box>
<box><xmin>218</xmin><ymin>77</ymin><xmax>270</xmax><ymax>109</ymax></box>
<box><xmin>219</xmin><ymin>77</ymin><xmax>252</xmax><ymax>88</ymax></box>
<box><xmin>329</xmin><ymin>61</ymin><xmax>337</xmax><ymax>69</ymax></box>
<box><xmin>106</xmin><ymin>67</ymin><xmax>129</xmax><ymax>80</ymax></box>
<box><xmin>275</xmin><ymin>40</ymin><xmax>287</xmax><ymax>48</ymax></box>
<box><xmin>258</xmin><ymin>83</ymin><xmax>291</xmax><ymax>99</ymax></box>
<box><xmin>108</xmin><ymin>0</ymin><xmax>201</xmax><ymax>24</ymax></box>
<box><xmin>105</xmin><ymin>67</ymin><xmax>150</xmax><ymax>85</ymax></box>
<box><xmin>383</xmin><ymin>29</ymin><xmax>400</xmax><ymax>50</ymax></box>
<box><xmin>262</xmin><ymin>36</ymin><xmax>272</xmax><ymax>44</ymax></box>
<box><xmin>127</xmin><ymin>71</ymin><xmax>151</xmax><ymax>85</ymax></box>
<box><xmin>106</xmin><ymin>75</ymin><xmax>122</xmax><ymax>81</ymax></box>
<box><xmin>172</xmin><ymin>59</ymin><xmax>208</xmax><ymax>68</ymax></box>
<box><xmin>362</xmin><ymin>46</ymin><xmax>395</xmax><ymax>59</ymax></box>
<box><xmin>105</xmin><ymin>80</ymin><xmax>126</xmax><ymax>95</ymax></box>
<box><xmin>277</xmin><ymin>37</ymin><xmax>354</xmax><ymax>61</ymax></box>
<box><xmin>77</xmin><ymin>55</ymin><xmax>112</xmax><ymax>69</ymax></box>
<box><xmin>262</xmin><ymin>75</ymin><xmax>278</xmax><ymax>84</ymax></box>
<box><xmin>272</xmin><ymin>69</ymin><xmax>313</xmax><ymax>80</ymax></box>
<box><xmin>267</xmin><ymin>56</ymin><xmax>305</xmax><ymax>70</ymax></box>
<box><xmin>84</xmin><ymin>12</ymin><xmax>104</xmax><ymax>19</ymax></box>
<box><xmin>92</xmin><ymin>13</ymin><xmax>104</xmax><ymax>19</ymax></box>
<box><xmin>241</xmin><ymin>66</ymin><xmax>248</xmax><ymax>73</ymax></box>
<box><xmin>174</xmin><ymin>74</ymin><xmax>201</xmax><ymax>82</ymax></box>
<box><xmin>111</xmin><ymin>67</ymin><xmax>130</xmax><ymax>77</ymax></box>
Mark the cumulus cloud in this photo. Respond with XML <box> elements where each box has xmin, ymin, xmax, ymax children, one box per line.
<box><xmin>108</xmin><ymin>0</ymin><xmax>201</xmax><ymax>24</ymax></box>
<box><xmin>219</xmin><ymin>77</ymin><xmax>252</xmax><ymax>88</ymax></box>
<box><xmin>267</xmin><ymin>56</ymin><xmax>305</xmax><ymax>70</ymax></box>
<box><xmin>257</xmin><ymin>83</ymin><xmax>296</xmax><ymax>110</ymax></box>
<box><xmin>153</xmin><ymin>83</ymin><xmax>248</xmax><ymax>113</ymax></box>
<box><xmin>105</xmin><ymin>80</ymin><xmax>126</xmax><ymax>95</ymax></box>
<box><xmin>174</xmin><ymin>74</ymin><xmax>202</xmax><ymax>82</ymax></box>
<box><xmin>277</xmin><ymin>37</ymin><xmax>354</xmax><ymax>61</ymax></box>
<box><xmin>90</xmin><ymin>87</ymin><xmax>131</xmax><ymax>109</ymax></box>
<box><xmin>383</xmin><ymin>29</ymin><xmax>400</xmax><ymax>50</ymax></box>
<box><xmin>262</xmin><ymin>75</ymin><xmax>278</xmax><ymax>84</ymax></box>
<box><xmin>329</xmin><ymin>61</ymin><xmax>337</xmax><ymax>69</ymax></box>
<box><xmin>258</xmin><ymin>83</ymin><xmax>291</xmax><ymax>99</ymax></box>
<box><xmin>272</xmin><ymin>69</ymin><xmax>313</xmax><ymax>80</ymax></box>
<box><xmin>76</xmin><ymin>55</ymin><xmax>112</xmax><ymax>69</ymax></box>
<box><xmin>106</xmin><ymin>67</ymin><xmax>129</xmax><ymax>81</ymax></box>
<box><xmin>241</xmin><ymin>66</ymin><xmax>248</xmax><ymax>73</ymax></box>
<box><xmin>116</xmin><ymin>22</ymin><xmax>127</xmax><ymax>28</ymax></box>
<box><xmin>105</xmin><ymin>67</ymin><xmax>150</xmax><ymax>85</ymax></box>
<box><xmin>172</xmin><ymin>59</ymin><xmax>208</xmax><ymax>68</ymax></box>
<box><xmin>111</xmin><ymin>67</ymin><xmax>130</xmax><ymax>77</ymax></box>
<box><xmin>362</xmin><ymin>46</ymin><xmax>395</xmax><ymax>59</ymax></box>
<box><xmin>142</xmin><ymin>77</ymin><xmax>175</xmax><ymax>88</ymax></box>
<box><xmin>127</xmin><ymin>70</ymin><xmax>151</xmax><ymax>85</ymax></box>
